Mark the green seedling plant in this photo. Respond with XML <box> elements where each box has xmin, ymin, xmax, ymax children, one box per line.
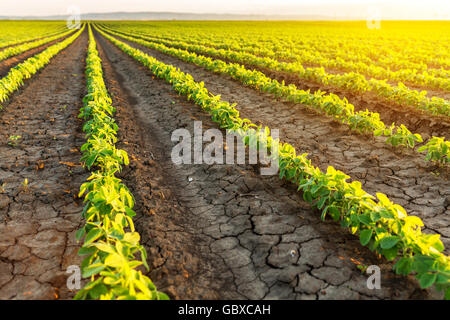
<box><xmin>383</xmin><ymin>124</ymin><xmax>423</xmax><ymax>148</ymax></box>
<box><xmin>21</xmin><ymin>178</ymin><xmax>29</xmax><ymax>193</ymax></box>
<box><xmin>8</xmin><ymin>135</ymin><xmax>21</xmax><ymax>147</ymax></box>
<box><xmin>418</xmin><ymin>137</ymin><xmax>450</xmax><ymax>165</ymax></box>
<box><xmin>96</xmin><ymin>24</ymin><xmax>450</xmax><ymax>299</ymax></box>
<box><xmin>357</xmin><ymin>264</ymin><xmax>369</xmax><ymax>273</ymax></box>
<box><xmin>74</xmin><ymin>25</ymin><xmax>167</xmax><ymax>300</ymax></box>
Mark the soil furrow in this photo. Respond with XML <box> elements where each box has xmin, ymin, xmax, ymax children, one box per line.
<box><xmin>258</xmin><ymin>67</ymin><xmax>450</xmax><ymax>138</ymax></box>
<box><xmin>0</xmin><ymin>33</ymin><xmax>73</xmax><ymax>79</ymax></box>
<box><xmin>0</xmin><ymin>29</ymin><xmax>89</xmax><ymax>300</ymax></box>
<box><xmin>99</xmin><ymin>33</ymin><xmax>450</xmax><ymax>255</ymax></box>
<box><xmin>94</xmin><ymin>28</ymin><xmax>444</xmax><ymax>300</ymax></box>
<box><xmin>127</xmin><ymin>35</ymin><xmax>450</xmax><ymax>138</ymax></box>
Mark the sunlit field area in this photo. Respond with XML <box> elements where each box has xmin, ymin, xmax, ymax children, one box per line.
<box><xmin>0</xmin><ymin>19</ymin><xmax>449</xmax><ymax>301</ymax></box>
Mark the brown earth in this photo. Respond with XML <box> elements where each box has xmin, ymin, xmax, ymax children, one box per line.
<box><xmin>94</xmin><ymin>29</ymin><xmax>445</xmax><ymax>300</ymax></box>
<box><xmin>102</xmin><ymin>31</ymin><xmax>450</xmax><ymax>255</ymax></box>
<box><xmin>0</xmin><ymin>32</ymin><xmax>74</xmax><ymax>78</ymax></box>
<box><xmin>0</xmin><ymin>29</ymin><xmax>89</xmax><ymax>300</ymax></box>
<box><xmin>121</xmin><ymin>32</ymin><xmax>450</xmax><ymax>139</ymax></box>
<box><xmin>0</xmin><ymin>25</ymin><xmax>447</xmax><ymax>300</ymax></box>
<box><xmin>259</xmin><ymin>68</ymin><xmax>450</xmax><ymax>140</ymax></box>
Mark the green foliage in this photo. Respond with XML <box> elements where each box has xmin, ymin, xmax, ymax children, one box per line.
<box><xmin>0</xmin><ymin>26</ymin><xmax>84</xmax><ymax>105</ymax></box>
<box><xmin>0</xmin><ymin>21</ymin><xmax>67</xmax><ymax>49</ymax></box>
<box><xmin>418</xmin><ymin>137</ymin><xmax>450</xmax><ymax>165</ymax></box>
<box><xmin>100</xmin><ymin>23</ymin><xmax>450</xmax><ymax>117</ymax></box>
<box><xmin>96</xmin><ymin>24</ymin><xmax>450</xmax><ymax>299</ymax></box>
<box><xmin>74</xmin><ymin>25</ymin><xmax>167</xmax><ymax>300</ymax></box>
<box><xmin>0</xmin><ymin>29</ymin><xmax>76</xmax><ymax>63</ymax></box>
<box><xmin>384</xmin><ymin>124</ymin><xmax>423</xmax><ymax>148</ymax></box>
<box><xmin>98</xmin><ymin>25</ymin><xmax>447</xmax><ymax>165</ymax></box>
<box><xmin>8</xmin><ymin>135</ymin><xmax>21</xmax><ymax>147</ymax></box>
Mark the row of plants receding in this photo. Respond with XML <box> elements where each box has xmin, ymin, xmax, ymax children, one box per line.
<box><xmin>99</xmin><ymin>22</ymin><xmax>450</xmax><ymax>74</ymax></box>
<box><xmin>97</xmin><ymin>26</ymin><xmax>449</xmax><ymax>166</ymax></box>
<box><xmin>288</xmin><ymin>51</ymin><xmax>450</xmax><ymax>92</ymax></box>
<box><xmin>206</xmin><ymin>35</ymin><xmax>450</xmax><ymax>82</ymax></box>
<box><xmin>96</xmin><ymin>26</ymin><xmax>450</xmax><ymax>299</ymax></box>
<box><xmin>0</xmin><ymin>25</ymin><xmax>69</xmax><ymax>49</ymax></box>
<box><xmin>100</xmin><ymin>24</ymin><xmax>450</xmax><ymax>118</ymax></box>
<box><xmin>0</xmin><ymin>28</ymin><xmax>76</xmax><ymax>62</ymax></box>
<box><xmin>74</xmin><ymin>25</ymin><xmax>168</xmax><ymax>300</ymax></box>
<box><xmin>99</xmin><ymin>24</ymin><xmax>450</xmax><ymax>91</ymax></box>
<box><xmin>0</xmin><ymin>25</ymin><xmax>85</xmax><ymax>109</ymax></box>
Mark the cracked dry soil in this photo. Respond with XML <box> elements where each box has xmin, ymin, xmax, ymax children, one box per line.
<box><xmin>104</xmin><ymin>32</ymin><xmax>450</xmax><ymax>255</ymax></box>
<box><xmin>0</xmin><ymin>26</ymin><xmax>447</xmax><ymax>300</ymax></box>
<box><xmin>0</xmin><ymin>30</ymin><xmax>89</xmax><ymax>299</ymax></box>
<box><xmin>95</xmin><ymin>30</ymin><xmax>445</xmax><ymax>300</ymax></box>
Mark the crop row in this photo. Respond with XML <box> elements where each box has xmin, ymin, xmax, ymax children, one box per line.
<box><xmin>275</xmin><ymin>33</ymin><xmax>450</xmax><ymax>72</ymax></box>
<box><xmin>0</xmin><ymin>22</ymin><xmax>68</xmax><ymax>49</ymax></box>
<box><xmin>222</xmin><ymin>35</ymin><xmax>450</xmax><ymax>80</ymax></box>
<box><xmin>0</xmin><ymin>28</ymin><xmax>76</xmax><ymax>62</ymax></box>
<box><xmin>100</xmin><ymin>24</ymin><xmax>450</xmax><ymax>90</ymax></box>
<box><xmin>0</xmin><ymin>25</ymin><xmax>85</xmax><ymax>108</ymax></box>
<box><xmin>74</xmin><ymin>25</ymin><xmax>168</xmax><ymax>300</ymax></box>
<box><xmin>100</xmin><ymin>22</ymin><xmax>450</xmax><ymax>78</ymax></box>
<box><xmin>97</xmin><ymin>26</ymin><xmax>449</xmax><ymax>166</ymax></box>
<box><xmin>101</xmin><ymin>24</ymin><xmax>450</xmax><ymax>118</ymax></box>
<box><xmin>96</xmin><ymin>26</ymin><xmax>450</xmax><ymax>299</ymax></box>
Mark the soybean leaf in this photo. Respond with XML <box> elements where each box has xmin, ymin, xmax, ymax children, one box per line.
<box><xmin>380</xmin><ymin>236</ymin><xmax>399</xmax><ymax>249</ymax></box>
<box><xmin>359</xmin><ymin>229</ymin><xmax>373</xmax><ymax>246</ymax></box>
<box><xmin>418</xmin><ymin>272</ymin><xmax>437</xmax><ymax>289</ymax></box>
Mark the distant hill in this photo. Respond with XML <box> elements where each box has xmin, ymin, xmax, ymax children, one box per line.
<box><xmin>0</xmin><ymin>11</ymin><xmax>344</xmax><ymax>21</ymax></box>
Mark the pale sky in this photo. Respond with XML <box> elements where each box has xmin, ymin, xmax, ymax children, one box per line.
<box><xmin>1</xmin><ymin>0</ymin><xmax>449</xmax><ymax>19</ymax></box>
